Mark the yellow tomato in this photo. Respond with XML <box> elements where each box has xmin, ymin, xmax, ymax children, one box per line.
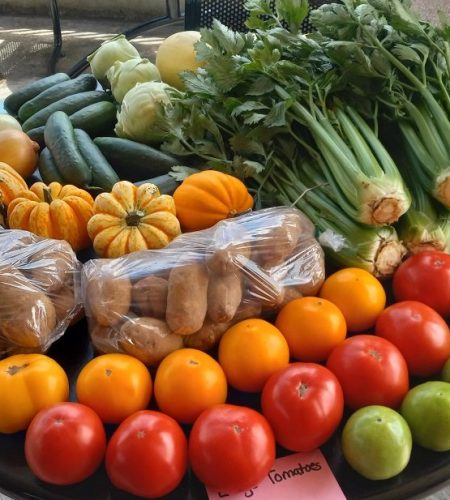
<box><xmin>275</xmin><ymin>297</ymin><xmax>347</xmax><ymax>362</ymax></box>
<box><xmin>75</xmin><ymin>353</ymin><xmax>152</xmax><ymax>424</ymax></box>
<box><xmin>154</xmin><ymin>348</ymin><xmax>227</xmax><ymax>424</ymax></box>
<box><xmin>319</xmin><ymin>267</ymin><xmax>386</xmax><ymax>332</ymax></box>
<box><xmin>0</xmin><ymin>354</ymin><xmax>69</xmax><ymax>433</ymax></box>
<box><xmin>218</xmin><ymin>319</ymin><xmax>290</xmax><ymax>392</ymax></box>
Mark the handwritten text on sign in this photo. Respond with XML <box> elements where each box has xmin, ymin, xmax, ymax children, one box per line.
<box><xmin>207</xmin><ymin>449</ymin><xmax>346</xmax><ymax>500</ymax></box>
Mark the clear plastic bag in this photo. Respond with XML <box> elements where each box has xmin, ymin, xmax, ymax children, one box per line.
<box><xmin>81</xmin><ymin>207</ymin><xmax>325</xmax><ymax>366</ymax></box>
<box><xmin>0</xmin><ymin>229</ymin><xmax>83</xmax><ymax>356</ymax></box>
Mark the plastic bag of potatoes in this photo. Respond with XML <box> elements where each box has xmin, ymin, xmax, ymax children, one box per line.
<box><xmin>0</xmin><ymin>229</ymin><xmax>83</xmax><ymax>356</ymax></box>
<box><xmin>81</xmin><ymin>207</ymin><xmax>325</xmax><ymax>366</ymax></box>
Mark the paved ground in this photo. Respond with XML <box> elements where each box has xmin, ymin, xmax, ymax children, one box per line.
<box><xmin>1</xmin><ymin>2</ymin><xmax>450</xmax><ymax>500</ymax></box>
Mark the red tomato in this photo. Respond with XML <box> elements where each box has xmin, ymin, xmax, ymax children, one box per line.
<box><xmin>24</xmin><ymin>402</ymin><xmax>106</xmax><ymax>485</ymax></box>
<box><xmin>375</xmin><ymin>301</ymin><xmax>450</xmax><ymax>377</ymax></box>
<box><xmin>326</xmin><ymin>335</ymin><xmax>409</xmax><ymax>410</ymax></box>
<box><xmin>393</xmin><ymin>251</ymin><xmax>450</xmax><ymax>318</ymax></box>
<box><xmin>106</xmin><ymin>410</ymin><xmax>188</xmax><ymax>498</ymax></box>
<box><xmin>189</xmin><ymin>404</ymin><xmax>275</xmax><ymax>493</ymax></box>
<box><xmin>261</xmin><ymin>363</ymin><xmax>344</xmax><ymax>452</ymax></box>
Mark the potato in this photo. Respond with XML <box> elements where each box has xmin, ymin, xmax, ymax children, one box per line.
<box><xmin>51</xmin><ymin>282</ymin><xmax>83</xmax><ymax>325</ymax></box>
<box><xmin>279</xmin><ymin>286</ymin><xmax>304</xmax><ymax>307</ymax></box>
<box><xmin>166</xmin><ymin>263</ymin><xmax>209</xmax><ymax>335</ymax></box>
<box><xmin>132</xmin><ymin>276</ymin><xmax>168</xmax><ymax>318</ymax></box>
<box><xmin>22</xmin><ymin>241</ymin><xmax>77</xmax><ymax>294</ymax></box>
<box><xmin>0</xmin><ymin>271</ymin><xmax>56</xmax><ymax>349</ymax></box>
<box><xmin>207</xmin><ymin>271</ymin><xmax>243</xmax><ymax>323</ymax></box>
<box><xmin>207</xmin><ymin>243</ymin><xmax>252</xmax><ymax>275</ymax></box>
<box><xmin>183</xmin><ymin>321</ymin><xmax>230</xmax><ymax>351</ymax></box>
<box><xmin>90</xmin><ymin>321</ymin><xmax>123</xmax><ymax>355</ymax></box>
<box><xmin>251</xmin><ymin>221</ymin><xmax>303</xmax><ymax>270</ymax></box>
<box><xmin>233</xmin><ymin>299</ymin><xmax>262</xmax><ymax>322</ymax></box>
<box><xmin>242</xmin><ymin>260</ymin><xmax>285</xmax><ymax>309</ymax></box>
<box><xmin>120</xmin><ymin>317</ymin><xmax>183</xmax><ymax>366</ymax></box>
<box><xmin>85</xmin><ymin>275</ymin><xmax>131</xmax><ymax>327</ymax></box>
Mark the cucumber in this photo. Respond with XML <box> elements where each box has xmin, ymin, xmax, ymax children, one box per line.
<box><xmin>135</xmin><ymin>174</ymin><xmax>179</xmax><ymax>194</ymax></box>
<box><xmin>70</xmin><ymin>101</ymin><xmax>117</xmax><ymax>137</ymax></box>
<box><xmin>74</xmin><ymin>128</ymin><xmax>119</xmax><ymax>191</ymax></box>
<box><xmin>93</xmin><ymin>137</ymin><xmax>180</xmax><ymax>182</ymax></box>
<box><xmin>44</xmin><ymin>111</ymin><xmax>92</xmax><ymax>186</ymax></box>
<box><xmin>18</xmin><ymin>74</ymin><xmax>98</xmax><ymax>122</ymax></box>
<box><xmin>39</xmin><ymin>147</ymin><xmax>65</xmax><ymax>184</ymax></box>
<box><xmin>22</xmin><ymin>91</ymin><xmax>111</xmax><ymax>133</ymax></box>
<box><xmin>27</xmin><ymin>126</ymin><xmax>45</xmax><ymax>149</ymax></box>
<box><xmin>3</xmin><ymin>73</ymin><xmax>70</xmax><ymax>116</ymax></box>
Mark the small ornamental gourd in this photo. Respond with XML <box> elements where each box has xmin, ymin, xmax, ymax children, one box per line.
<box><xmin>7</xmin><ymin>182</ymin><xmax>94</xmax><ymax>251</ymax></box>
<box><xmin>172</xmin><ymin>170</ymin><xmax>254</xmax><ymax>231</ymax></box>
<box><xmin>87</xmin><ymin>180</ymin><xmax>181</xmax><ymax>258</ymax></box>
<box><xmin>0</xmin><ymin>162</ymin><xmax>28</xmax><ymax>227</ymax></box>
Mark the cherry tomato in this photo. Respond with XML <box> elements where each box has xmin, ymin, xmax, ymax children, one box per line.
<box><xmin>106</xmin><ymin>410</ymin><xmax>188</xmax><ymax>498</ymax></box>
<box><xmin>25</xmin><ymin>402</ymin><xmax>106</xmax><ymax>485</ymax></box>
<box><xmin>261</xmin><ymin>363</ymin><xmax>344</xmax><ymax>452</ymax></box>
<box><xmin>326</xmin><ymin>335</ymin><xmax>409</xmax><ymax>410</ymax></box>
<box><xmin>393</xmin><ymin>251</ymin><xmax>450</xmax><ymax>318</ymax></box>
<box><xmin>189</xmin><ymin>404</ymin><xmax>275</xmax><ymax>493</ymax></box>
<box><xmin>376</xmin><ymin>301</ymin><xmax>450</xmax><ymax>377</ymax></box>
<box><xmin>76</xmin><ymin>353</ymin><xmax>152</xmax><ymax>424</ymax></box>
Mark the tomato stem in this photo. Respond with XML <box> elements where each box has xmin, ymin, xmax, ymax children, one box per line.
<box><xmin>7</xmin><ymin>363</ymin><xmax>29</xmax><ymax>376</ymax></box>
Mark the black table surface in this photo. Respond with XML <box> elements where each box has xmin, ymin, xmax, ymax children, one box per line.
<box><xmin>0</xmin><ymin>316</ymin><xmax>449</xmax><ymax>500</ymax></box>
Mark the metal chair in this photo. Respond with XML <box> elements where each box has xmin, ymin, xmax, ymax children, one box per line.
<box><xmin>184</xmin><ymin>0</ymin><xmax>329</xmax><ymax>33</ymax></box>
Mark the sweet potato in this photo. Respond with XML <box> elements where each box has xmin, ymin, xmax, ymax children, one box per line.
<box><xmin>85</xmin><ymin>275</ymin><xmax>131</xmax><ymax>327</ymax></box>
<box><xmin>22</xmin><ymin>240</ymin><xmax>76</xmax><ymax>294</ymax></box>
<box><xmin>0</xmin><ymin>271</ymin><xmax>56</xmax><ymax>349</ymax></box>
<box><xmin>120</xmin><ymin>317</ymin><xmax>183</xmax><ymax>366</ymax></box>
<box><xmin>132</xmin><ymin>276</ymin><xmax>168</xmax><ymax>318</ymax></box>
<box><xmin>183</xmin><ymin>321</ymin><xmax>230</xmax><ymax>351</ymax></box>
<box><xmin>207</xmin><ymin>271</ymin><xmax>243</xmax><ymax>323</ymax></box>
<box><xmin>166</xmin><ymin>262</ymin><xmax>209</xmax><ymax>335</ymax></box>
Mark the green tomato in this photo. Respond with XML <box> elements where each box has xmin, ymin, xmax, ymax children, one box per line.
<box><xmin>341</xmin><ymin>405</ymin><xmax>412</xmax><ymax>480</ymax></box>
<box><xmin>401</xmin><ymin>381</ymin><xmax>450</xmax><ymax>452</ymax></box>
<box><xmin>442</xmin><ymin>358</ymin><xmax>450</xmax><ymax>383</ymax></box>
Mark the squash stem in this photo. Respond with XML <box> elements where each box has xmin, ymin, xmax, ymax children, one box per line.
<box><xmin>126</xmin><ymin>211</ymin><xmax>144</xmax><ymax>226</ymax></box>
<box><xmin>43</xmin><ymin>188</ymin><xmax>53</xmax><ymax>204</ymax></box>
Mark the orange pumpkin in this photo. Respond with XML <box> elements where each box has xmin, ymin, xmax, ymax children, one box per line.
<box><xmin>173</xmin><ymin>170</ymin><xmax>254</xmax><ymax>231</ymax></box>
<box><xmin>7</xmin><ymin>182</ymin><xmax>94</xmax><ymax>251</ymax></box>
<box><xmin>87</xmin><ymin>180</ymin><xmax>181</xmax><ymax>258</ymax></box>
<box><xmin>0</xmin><ymin>162</ymin><xmax>28</xmax><ymax>227</ymax></box>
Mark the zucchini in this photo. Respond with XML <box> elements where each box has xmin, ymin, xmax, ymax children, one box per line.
<box><xmin>70</xmin><ymin>101</ymin><xmax>117</xmax><ymax>137</ymax></box>
<box><xmin>74</xmin><ymin>128</ymin><xmax>119</xmax><ymax>191</ymax></box>
<box><xmin>39</xmin><ymin>147</ymin><xmax>65</xmax><ymax>184</ymax></box>
<box><xmin>44</xmin><ymin>111</ymin><xmax>92</xmax><ymax>186</ymax></box>
<box><xmin>135</xmin><ymin>174</ymin><xmax>179</xmax><ymax>194</ymax></box>
<box><xmin>27</xmin><ymin>126</ymin><xmax>45</xmax><ymax>149</ymax></box>
<box><xmin>18</xmin><ymin>74</ymin><xmax>98</xmax><ymax>122</ymax></box>
<box><xmin>3</xmin><ymin>73</ymin><xmax>70</xmax><ymax>116</ymax></box>
<box><xmin>22</xmin><ymin>91</ymin><xmax>111</xmax><ymax>133</ymax></box>
<box><xmin>93</xmin><ymin>137</ymin><xmax>180</xmax><ymax>182</ymax></box>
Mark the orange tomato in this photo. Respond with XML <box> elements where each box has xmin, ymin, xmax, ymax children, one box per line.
<box><xmin>0</xmin><ymin>354</ymin><xmax>69</xmax><ymax>433</ymax></box>
<box><xmin>218</xmin><ymin>319</ymin><xmax>290</xmax><ymax>393</ymax></box>
<box><xmin>275</xmin><ymin>297</ymin><xmax>347</xmax><ymax>362</ymax></box>
<box><xmin>319</xmin><ymin>268</ymin><xmax>386</xmax><ymax>332</ymax></box>
<box><xmin>154</xmin><ymin>348</ymin><xmax>227</xmax><ymax>424</ymax></box>
<box><xmin>75</xmin><ymin>353</ymin><xmax>152</xmax><ymax>424</ymax></box>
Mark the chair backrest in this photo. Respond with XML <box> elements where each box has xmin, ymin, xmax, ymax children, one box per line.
<box><xmin>185</xmin><ymin>0</ymin><xmax>329</xmax><ymax>33</ymax></box>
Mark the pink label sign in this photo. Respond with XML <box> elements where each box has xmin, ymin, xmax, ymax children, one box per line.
<box><xmin>207</xmin><ymin>449</ymin><xmax>346</xmax><ymax>499</ymax></box>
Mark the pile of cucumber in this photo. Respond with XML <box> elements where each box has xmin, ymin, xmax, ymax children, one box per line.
<box><xmin>4</xmin><ymin>72</ymin><xmax>182</xmax><ymax>194</ymax></box>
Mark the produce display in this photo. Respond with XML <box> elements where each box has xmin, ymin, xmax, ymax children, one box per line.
<box><xmin>81</xmin><ymin>207</ymin><xmax>325</xmax><ymax>363</ymax></box>
<box><xmin>0</xmin><ymin>0</ymin><xmax>450</xmax><ymax>498</ymax></box>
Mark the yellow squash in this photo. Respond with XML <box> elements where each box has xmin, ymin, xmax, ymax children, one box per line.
<box><xmin>87</xmin><ymin>180</ymin><xmax>181</xmax><ymax>258</ymax></box>
<box><xmin>7</xmin><ymin>181</ymin><xmax>94</xmax><ymax>252</ymax></box>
